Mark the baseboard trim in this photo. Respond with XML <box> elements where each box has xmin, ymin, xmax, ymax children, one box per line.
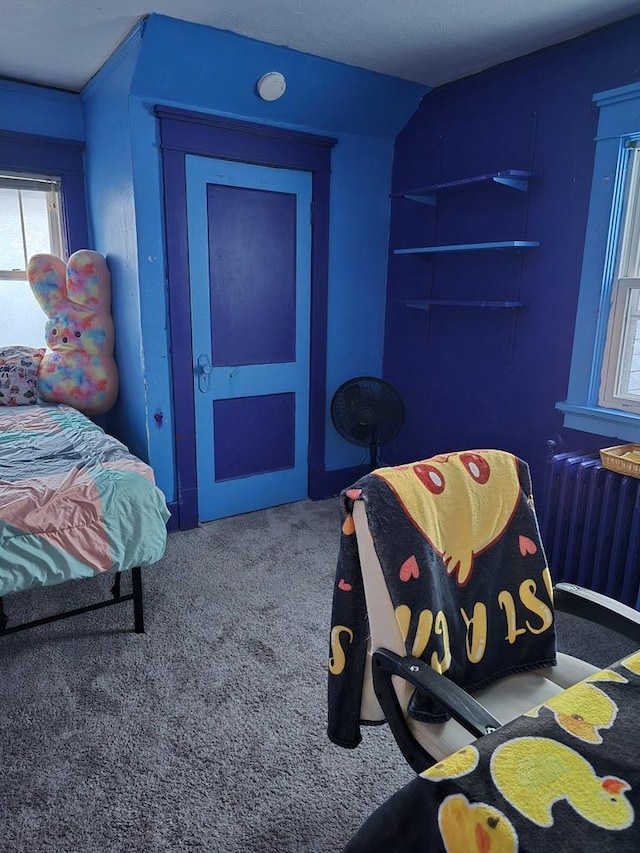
<box><xmin>309</xmin><ymin>464</ymin><xmax>370</xmax><ymax>501</ymax></box>
<box><xmin>165</xmin><ymin>502</ymin><xmax>179</xmax><ymax>532</ymax></box>
<box><xmin>166</xmin><ymin>467</ymin><xmax>369</xmax><ymax>529</ymax></box>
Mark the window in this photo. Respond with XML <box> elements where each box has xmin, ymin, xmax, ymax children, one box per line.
<box><xmin>0</xmin><ymin>128</ymin><xmax>89</xmax><ymax>349</ymax></box>
<box><xmin>0</xmin><ymin>173</ymin><xmax>64</xmax><ymax>348</ymax></box>
<box><xmin>558</xmin><ymin>81</ymin><xmax>640</xmax><ymax>442</ymax></box>
<box><xmin>599</xmin><ymin>141</ymin><xmax>640</xmax><ymax>412</ymax></box>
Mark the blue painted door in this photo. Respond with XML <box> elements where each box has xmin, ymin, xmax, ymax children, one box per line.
<box><xmin>185</xmin><ymin>156</ymin><xmax>312</xmax><ymax>522</ymax></box>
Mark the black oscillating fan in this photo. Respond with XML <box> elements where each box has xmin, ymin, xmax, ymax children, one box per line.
<box><xmin>331</xmin><ymin>376</ymin><xmax>404</xmax><ymax>470</ymax></box>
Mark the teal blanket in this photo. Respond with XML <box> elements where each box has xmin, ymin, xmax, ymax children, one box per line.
<box><xmin>0</xmin><ymin>403</ymin><xmax>170</xmax><ymax>596</ymax></box>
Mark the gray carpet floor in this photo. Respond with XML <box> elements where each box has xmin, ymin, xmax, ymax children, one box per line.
<box><xmin>0</xmin><ymin>498</ymin><xmax>637</xmax><ymax>852</ymax></box>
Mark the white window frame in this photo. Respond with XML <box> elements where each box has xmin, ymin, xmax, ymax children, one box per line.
<box><xmin>0</xmin><ymin>172</ymin><xmax>64</xmax><ymax>281</ymax></box>
<box><xmin>600</xmin><ymin>278</ymin><xmax>640</xmax><ymax>407</ymax></box>
<box><xmin>558</xmin><ymin>81</ymin><xmax>640</xmax><ymax>442</ymax></box>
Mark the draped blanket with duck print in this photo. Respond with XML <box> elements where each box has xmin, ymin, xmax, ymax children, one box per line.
<box><xmin>327</xmin><ymin>450</ymin><xmax>557</xmax><ymax>749</ymax></box>
<box><xmin>345</xmin><ymin>651</ymin><xmax>640</xmax><ymax>853</ymax></box>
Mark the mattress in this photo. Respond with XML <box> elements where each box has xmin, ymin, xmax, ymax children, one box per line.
<box><xmin>0</xmin><ymin>403</ymin><xmax>170</xmax><ymax>597</ymax></box>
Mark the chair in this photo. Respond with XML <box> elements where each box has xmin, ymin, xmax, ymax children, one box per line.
<box><xmin>328</xmin><ymin>450</ymin><xmax>640</xmax><ymax>773</ymax></box>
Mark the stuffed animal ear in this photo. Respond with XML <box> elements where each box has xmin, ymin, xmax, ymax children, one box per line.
<box><xmin>66</xmin><ymin>250</ymin><xmax>111</xmax><ymax>312</ymax></box>
<box><xmin>27</xmin><ymin>254</ymin><xmax>68</xmax><ymax>316</ymax></box>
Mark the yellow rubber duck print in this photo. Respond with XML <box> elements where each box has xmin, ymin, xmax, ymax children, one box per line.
<box><xmin>621</xmin><ymin>650</ymin><xmax>640</xmax><ymax>676</ymax></box>
<box><xmin>375</xmin><ymin>450</ymin><xmax>521</xmax><ymax>585</ymax></box>
<box><xmin>420</xmin><ymin>745</ymin><xmax>480</xmax><ymax>780</ymax></box>
<box><xmin>490</xmin><ymin>736</ymin><xmax>633</xmax><ymax>829</ymax></box>
<box><xmin>586</xmin><ymin>670</ymin><xmax>628</xmax><ymax>685</ymax></box>
<box><xmin>526</xmin><ymin>682</ymin><xmax>618</xmax><ymax>743</ymax></box>
<box><xmin>438</xmin><ymin>793</ymin><xmax>518</xmax><ymax>852</ymax></box>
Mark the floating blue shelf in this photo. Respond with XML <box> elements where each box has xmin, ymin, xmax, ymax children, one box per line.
<box><xmin>394</xmin><ymin>240</ymin><xmax>540</xmax><ymax>255</ymax></box>
<box><xmin>403</xmin><ymin>299</ymin><xmax>527</xmax><ymax>311</ymax></box>
<box><xmin>395</xmin><ymin>170</ymin><xmax>539</xmax><ymax>206</ymax></box>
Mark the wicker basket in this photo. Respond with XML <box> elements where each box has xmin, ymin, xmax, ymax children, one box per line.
<box><xmin>599</xmin><ymin>444</ymin><xmax>640</xmax><ymax>479</ymax></box>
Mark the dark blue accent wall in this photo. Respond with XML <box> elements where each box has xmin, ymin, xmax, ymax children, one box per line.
<box><xmin>384</xmin><ymin>14</ymin><xmax>640</xmax><ymax>494</ymax></box>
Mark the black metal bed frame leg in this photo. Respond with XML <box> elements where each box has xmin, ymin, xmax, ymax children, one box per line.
<box><xmin>131</xmin><ymin>566</ymin><xmax>144</xmax><ymax>634</ymax></box>
<box><xmin>111</xmin><ymin>572</ymin><xmax>121</xmax><ymax>599</ymax></box>
<box><xmin>0</xmin><ymin>568</ymin><xmax>146</xmax><ymax>638</ymax></box>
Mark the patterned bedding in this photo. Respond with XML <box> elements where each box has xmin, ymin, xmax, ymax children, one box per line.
<box><xmin>0</xmin><ymin>403</ymin><xmax>170</xmax><ymax>597</ymax></box>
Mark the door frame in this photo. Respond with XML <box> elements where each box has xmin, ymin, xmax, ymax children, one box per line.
<box><xmin>156</xmin><ymin>107</ymin><xmax>336</xmax><ymax>529</ymax></box>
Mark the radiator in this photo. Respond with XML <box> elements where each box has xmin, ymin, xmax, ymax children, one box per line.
<box><xmin>539</xmin><ymin>452</ymin><xmax>640</xmax><ymax>608</ymax></box>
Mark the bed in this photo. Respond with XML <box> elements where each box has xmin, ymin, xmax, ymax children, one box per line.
<box><xmin>0</xmin><ymin>402</ymin><xmax>170</xmax><ymax>635</ymax></box>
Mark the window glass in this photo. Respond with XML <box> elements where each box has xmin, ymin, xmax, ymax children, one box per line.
<box><xmin>618</xmin><ymin>146</ymin><xmax>640</xmax><ymax>278</ymax></box>
<box><xmin>611</xmin><ymin>282</ymin><xmax>640</xmax><ymax>400</ymax></box>
<box><xmin>0</xmin><ymin>176</ymin><xmax>64</xmax><ymax>348</ymax></box>
<box><xmin>0</xmin><ymin>188</ymin><xmax>24</xmax><ymax>270</ymax></box>
<box><xmin>599</xmin><ymin>143</ymin><xmax>640</xmax><ymax>412</ymax></box>
<box><xmin>23</xmin><ymin>190</ymin><xmax>60</xmax><ymax>260</ymax></box>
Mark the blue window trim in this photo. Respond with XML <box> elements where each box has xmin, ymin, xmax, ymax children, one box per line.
<box><xmin>558</xmin><ymin>80</ymin><xmax>640</xmax><ymax>441</ymax></box>
<box><xmin>0</xmin><ymin>129</ymin><xmax>89</xmax><ymax>252</ymax></box>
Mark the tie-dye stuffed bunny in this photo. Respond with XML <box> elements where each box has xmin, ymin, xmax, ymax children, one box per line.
<box><xmin>27</xmin><ymin>250</ymin><xmax>118</xmax><ymax>415</ymax></box>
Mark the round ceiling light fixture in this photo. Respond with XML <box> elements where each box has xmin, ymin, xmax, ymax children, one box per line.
<box><xmin>256</xmin><ymin>71</ymin><xmax>286</xmax><ymax>101</ymax></box>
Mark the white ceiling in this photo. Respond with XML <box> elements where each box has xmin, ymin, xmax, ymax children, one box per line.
<box><xmin>2</xmin><ymin>0</ymin><xmax>639</xmax><ymax>93</ymax></box>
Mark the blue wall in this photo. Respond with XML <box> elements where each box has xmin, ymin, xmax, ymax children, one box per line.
<box><xmin>96</xmin><ymin>14</ymin><xmax>425</xmax><ymax>503</ymax></box>
<box><xmin>81</xmin><ymin>26</ymin><xmax>148</xmax><ymax>459</ymax></box>
<box><xmin>384</xmin><ymin>14</ymin><xmax>640</xmax><ymax>494</ymax></box>
<box><xmin>0</xmin><ymin>78</ymin><xmax>83</xmax><ymax>139</ymax></box>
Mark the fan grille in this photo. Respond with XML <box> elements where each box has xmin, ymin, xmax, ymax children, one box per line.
<box><xmin>331</xmin><ymin>376</ymin><xmax>404</xmax><ymax>449</ymax></box>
